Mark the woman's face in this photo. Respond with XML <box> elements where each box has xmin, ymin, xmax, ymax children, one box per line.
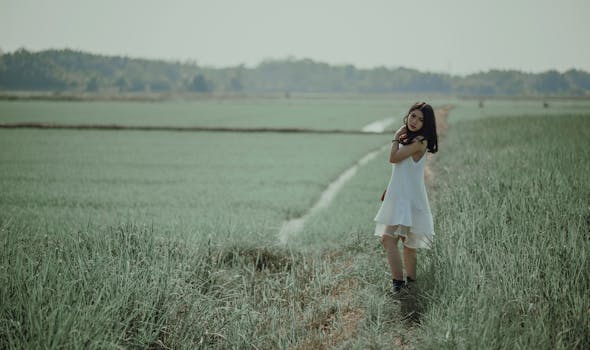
<box><xmin>407</xmin><ymin>109</ymin><xmax>424</xmax><ymax>132</ymax></box>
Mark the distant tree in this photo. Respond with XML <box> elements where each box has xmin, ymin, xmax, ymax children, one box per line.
<box><xmin>483</xmin><ymin>70</ymin><xmax>528</xmax><ymax>95</ymax></box>
<box><xmin>1</xmin><ymin>48</ymin><xmax>590</xmax><ymax>96</ymax></box>
<box><xmin>115</xmin><ymin>76</ymin><xmax>128</xmax><ymax>92</ymax></box>
<box><xmin>150</xmin><ymin>79</ymin><xmax>171</xmax><ymax>92</ymax></box>
<box><xmin>189</xmin><ymin>73</ymin><xmax>212</xmax><ymax>92</ymax></box>
<box><xmin>85</xmin><ymin>76</ymin><xmax>99</xmax><ymax>92</ymax></box>
<box><xmin>229</xmin><ymin>75</ymin><xmax>242</xmax><ymax>92</ymax></box>
<box><xmin>535</xmin><ymin>70</ymin><xmax>570</xmax><ymax>94</ymax></box>
<box><xmin>564</xmin><ymin>69</ymin><xmax>590</xmax><ymax>91</ymax></box>
<box><xmin>0</xmin><ymin>48</ymin><xmax>67</xmax><ymax>90</ymax></box>
<box><xmin>129</xmin><ymin>79</ymin><xmax>147</xmax><ymax>92</ymax></box>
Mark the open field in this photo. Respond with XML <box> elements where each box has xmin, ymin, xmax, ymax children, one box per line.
<box><xmin>446</xmin><ymin>98</ymin><xmax>590</xmax><ymax>122</ymax></box>
<box><xmin>1</xmin><ymin>98</ymin><xmax>589</xmax><ymax>348</ymax></box>
<box><xmin>0</xmin><ymin>129</ymin><xmax>387</xmax><ymax>243</ymax></box>
<box><xmin>2</xmin><ymin>97</ymin><xmax>589</xmax><ymax>129</ymax></box>
<box><xmin>0</xmin><ymin>98</ymin><xmax>416</xmax><ymax>130</ymax></box>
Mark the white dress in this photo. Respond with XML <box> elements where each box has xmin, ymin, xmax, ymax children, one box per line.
<box><xmin>374</xmin><ymin>144</ymin><xmax>434</xmax><ymax>249</ymax></box>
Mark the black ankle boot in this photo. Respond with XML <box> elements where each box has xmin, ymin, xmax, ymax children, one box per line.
<box><xmin>405</xmin><ymin>276</ymin><xmax>416</xmax><ymax>288</ymax></box>
<box><xmin>391</xmin><ymin>279</ymin><xmax>405</xmax><ymax>294</ymax></box>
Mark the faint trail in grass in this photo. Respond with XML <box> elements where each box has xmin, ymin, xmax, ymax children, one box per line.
<box><xmin>361</xmin><ymin>117</ymin><xmax>395</xmax><ymax>133</ymax></box>
<box><xmin>278</xmin><ymin>143</ymin><xmax>390</xmax><ymax>244</ymax></box>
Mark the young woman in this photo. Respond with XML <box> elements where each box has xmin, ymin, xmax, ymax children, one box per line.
<box><xmin>374</xmin><ymin>102</ymin><xmax>438</xmax><ymax>294</ymax></box>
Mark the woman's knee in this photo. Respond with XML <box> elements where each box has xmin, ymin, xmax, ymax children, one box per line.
<box><xmin>381</xmin><ymin>234</ymin><xmax>399</xmax><ymax>247</ymax></box>
<box><xmin>403</xmin><ymin>245</ymin><xmax>417</xmax><ymax>256</ymax></box>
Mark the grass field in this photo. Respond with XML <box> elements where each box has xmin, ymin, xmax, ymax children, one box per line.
<box><xmin>417</xmin><ymin>112</ymin><xmax>590</xmax><ymax>349</ymax></box>
<box><xmin>1</xmin><ymin>98</ymin><xmax>589</xmax><ymax>349</ymax></box>
<box><xmin>446</xmin><ymin>98</ymin><xmax>590</xmax><ymax>122</ymax></box>
<box><xmin>0</xmin><ymin>129</ymin><xmax>388</xmax><ymax>243</ymax></box>
<box><xmin>0</xmin><ymin>98</ymin><xmax>416</xmax><ymax>130</ymax></box>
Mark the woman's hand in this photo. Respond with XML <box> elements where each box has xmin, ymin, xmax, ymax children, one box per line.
<box><xmin>394</xmin><ymin>125</ymin><xmax>407</xmax><ymax>141</ymax></box>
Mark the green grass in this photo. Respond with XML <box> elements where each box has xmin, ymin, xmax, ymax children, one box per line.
<box><xmin>0</xmin><ymin>129</ymin><xmax>387</xmax><ymax>243</ymax></box>
<box><xmin>415</xmin><ymin>113</ymin><xmax>590</xmax><ymax>349</ymax></box>
<box><xmin>1</xmin><ymin>99</ymin><xmax>589</xmax><ymax>349</ymax></box>
<box><xmin>0</xmin><ymin>98</ymin><xmax>415</xmax><ymax>130</ymax></box>
<box><xmin>1</xmin><ymin>219</ymin><xmax>342</xmax><ymax>348</ymax></box>
<box><xmin>446</xmin><ymin>98</ymin><xmax>590</xmax><ymax>123</ymax></box>
<box><xmin>279</xmin><ymin>112</ymin><xmax>590</xmax><ymax>349</ymax></box>
<box><xmin>0</xmin><ymin>127</ymin><xmax>392</xmax><ymax>348</ymax></box>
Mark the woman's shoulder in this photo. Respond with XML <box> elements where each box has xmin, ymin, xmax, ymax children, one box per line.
<box><xmin>410</xmin><ymin>136</ymin><xmax>428</xmax><ymax>148</ymax></box>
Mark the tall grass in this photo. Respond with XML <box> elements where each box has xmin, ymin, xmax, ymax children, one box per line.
<box><xmin>1</xmin><ymin>218</ymin><xmax>367</xmax><ymax>348</ymax></box>
<box><xmin>289</xmin><ymin>112</ymin><xmax>590</xmax><ymax>349</ymax></box>
<box><xmin>418</xmin><ymin>113</ymin><xmax>590</xmax><ymax>349</ymax></box>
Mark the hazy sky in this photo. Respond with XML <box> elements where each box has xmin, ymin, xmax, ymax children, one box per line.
<box><xmin>1</xmin><ymin>0</ymin><xmax>589</xmax><ymax>75</ymax></box>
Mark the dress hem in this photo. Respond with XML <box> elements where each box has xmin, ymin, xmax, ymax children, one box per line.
<box><xmin>374</xmin><ymin>222</ymin><xmax>434</xmax><ymax>249</ymax></box>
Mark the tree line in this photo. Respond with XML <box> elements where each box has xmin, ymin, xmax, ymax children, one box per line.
<box><xmin>0</xmin><ymin>48</ymin><xmax>589</xmax><ymax>96</ymax></box>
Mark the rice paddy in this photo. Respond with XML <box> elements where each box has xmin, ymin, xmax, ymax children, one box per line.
<box><xmin>1</xmin><ymin>97</ymin><xmax>588</xmax><ymax>349</ymax></box>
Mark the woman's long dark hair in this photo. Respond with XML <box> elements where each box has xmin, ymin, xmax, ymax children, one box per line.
<box><xmin>401</xmin><ymin>101</ymin><xmax>438</xmax><ymax>154</ymax></box>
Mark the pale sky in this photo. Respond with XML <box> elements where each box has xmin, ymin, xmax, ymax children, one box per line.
<box><xmin>1</xmin><ymin>0</ymin><xmax>589</xmax><ymax>75</ymax></box>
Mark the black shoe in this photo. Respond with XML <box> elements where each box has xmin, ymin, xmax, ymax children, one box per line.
<box><xmin>399</xmin><ymin>277</ymin><xmax>416</xmax><ymax>299</ymax></box>
<box><xmin>390</xmin><ymin>279</ymin><xmax>405</xmax><ymax>296</ymax></box>
<box><xmin>405</xmin><ymin>276</ymin><xmax>416</xmax><ymax>289</ymax></box>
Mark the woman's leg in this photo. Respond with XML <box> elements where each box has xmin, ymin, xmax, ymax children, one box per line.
<box><xmin>381</xmin><ymin>227</ymin><xmax>403</xmax><ymax>280</ymax></box>
<box><xmin>402</xmin><ymin>245</ymin><xmax>417</xmax><ymax>281</ymax></box>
